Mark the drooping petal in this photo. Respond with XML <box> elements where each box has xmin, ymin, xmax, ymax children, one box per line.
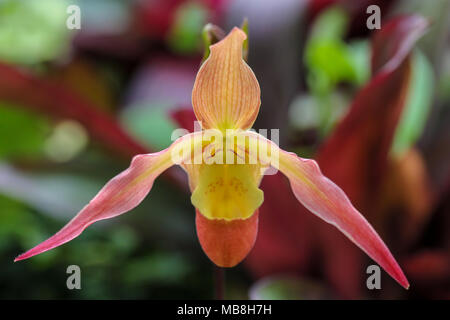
<box><xmin>277</xmin><ymin>149</ymin><xmax>409</xmax><ymax>289</ymax></box>
<box><xmin>239</xmin><ymin>131</ymin><xmax>409</xmax><ymax>289</ymax></box>
<box><xmin>15</xmin><ymin>133</ymin><xmax>200</xmax><ymax>261</ymax></box>
<box><xmin>196</xmin><ymin>209</ymin><xmax>259</xmax><ymax>268</ymax></box>
<box><xmin>242</xmin><ymin>16</ymin><xmax>428</xmax><ymax>293</ymax></box>
<box><xmin>310</xmin><ymin>16</ymin><xmax>427</xmax><ymax>294</ymax></box>
<box><xmin>192</xmin><ymin>27</ymin><xmax>260</xmax><ymax>131</ymax></box>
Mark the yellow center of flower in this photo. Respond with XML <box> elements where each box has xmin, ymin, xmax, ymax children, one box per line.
<box><xmin>191</xmin><ymin>157</ymin><xmax>263</xmax><ymax>220</ymax></box>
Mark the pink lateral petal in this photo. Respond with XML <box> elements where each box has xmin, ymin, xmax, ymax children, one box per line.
<box><xmin>279</xmin><ymin>149</ymin><xmax>409</xmax><ymax>289</ymax></box>
<box><xmin>14</xmin><ymin>135</ymin><xmax>193</xmax><ymax>261</ymax></box>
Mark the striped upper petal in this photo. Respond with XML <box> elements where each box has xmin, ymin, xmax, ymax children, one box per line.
<box><xmin>192</xmin><ymin>27</ymin><xmax>261</xmax><ymax>132</ymax></box>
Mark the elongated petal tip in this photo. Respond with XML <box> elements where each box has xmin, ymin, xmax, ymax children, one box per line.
<box><xmin>392</xmin><ymin>262</ymin><xmax>410</xmax><ymax>289</ymax></box>
<box><xmin>14</xmin><ymin>253</ymin><xmax>30</xmax><ymax>262</ymax></box>
<box><xmin>192</xmin><ymin>27</ymin><xmax>260</xmax><ymax>131</ymax></box>
<box><xmin>383</xmin><ymin>255</ymin><xmax>410</xmax><ymax>289</ymax></box>
<box><xmin>398</xmin><ymin>274</ymin><xmax>410</xmax><ymax>289</ymax></box>
<box><xmin>278</xmin><ymin>150</ymin><xmax>411</xmax><ymax>289</ymax></box>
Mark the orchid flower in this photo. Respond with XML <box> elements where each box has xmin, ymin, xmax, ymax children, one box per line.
<box><xmin>15</xmin><ymin>27</ymin><xmax>409</xmax><ymax>289</ymax></box>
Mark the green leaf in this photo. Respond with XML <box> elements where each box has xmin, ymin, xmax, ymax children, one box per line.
<box><xmin>305</xmin><ymin>6</ymin><xmax>368</xmax><ymax>94</ymax></box>
<box><xmin>0</xmin><ymin>103</ymin><xmax>50</xmax><ymax>158</ymax></box>
<box><xmin>0</xmin><ymin>0</ymin><xmax>71</xmax><ymax>65</ymax></box>
<box><xmin>303</xmin><ymin>6</ymin><xmax>372</xmax><ymax>137</ymax></box>
<box><xmin>392</xmin><ymin>50</ymin><xmax>434</xmax><ymax>155</ymax></box>
<box><xmin>348</xmin><ymin>40</ymin><xmax>371</xmax><ymax>86</ymax></box>
<box><xmin>309</xmin><ymin>6</ymin><xmax>348</xmax><ymax>40</ymax></box>
<box><xmin>241</xmin><ymin>18</ymin><xmax>249</xmax><ymax>61</ymax></box>
<box><xmin>123</xmin><ymin>253</ymin><xmax>192</xmax><ymax>285</ymax></box>
<box><xmin>167</xmin><ymin>2</ymin><xmax>208</xmax><ymax>54</ymax></box>
<box><xmin>120</xmin><ymin>104</ymin><xmax>178</xmax><ymax>150</ymax></box>
<box><xmin>306</xmin><ymin>40</ymin><xmax>357</xmax><ymax>93</ymax></box>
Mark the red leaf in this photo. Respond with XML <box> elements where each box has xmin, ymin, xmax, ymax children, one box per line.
<box><xmin>170</xmin><ymin>107</ymin><xmax>198</xmax><ymax>133</ymax></box>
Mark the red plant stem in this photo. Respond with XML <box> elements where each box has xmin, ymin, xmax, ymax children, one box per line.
<box><xmin>214</xmin><ymin>265</ymin><xmax>225</xmax><ymax>300</ymax></box>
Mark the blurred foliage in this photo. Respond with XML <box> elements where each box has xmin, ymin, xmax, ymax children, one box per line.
<box><xmin>392</xmin><ymin>50</ymin><xmax>434</xmax><ymax>155</ymax></box>
<box><xmin>0</xmin><ymin>178</ymin><xmax>219</xmax><ymax>299</ymax></box>
<box><xmin>303</xmin><ymin>6</ymin><xmax>370</xmax><ymax>136</ymax></box>
<box><xmin>306</xmin><ymin>7</ymin><xmax>358</xmax><ymax>93</ymax></box>
<box><xmin>301</xmin><ymin>5</ymin><xmax>434</xmax><ymax>154</ymax></box>
<box><xmin>0</xmin><ymin>0</ymin><xmax>71</xmax><ymax>65</ymax></box>
<box><xmin>44</xmin><ymin>120</ymin><xmax>89</xmax><ymax>162</ymax></box>
<box><xmin>249</xmin><ymin>276</ymin><xmax>329</xmax><ymax>300</ymax></box>
<box><xmin>120</xmin><ymin>104</ymin><xmax>178</xmax><ymax>150</ymax></box>
<box><xmin>167</xmin><ymin>2</ymin><xmax>208</xmax><ymax>54</ymax></box>
<box><xmin>76</xmin><ymin>0</ymin><xmax>131</xmax><ymax>35</ymax></box>
<box><xmin>0</xmin><ymin>103</ymin><xmax>50</xmax><ymax>159</ymax></box>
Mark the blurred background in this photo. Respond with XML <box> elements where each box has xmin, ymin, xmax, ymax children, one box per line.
<box><xmin>0</xmin><ymin>0</ymin><xmax>449</xmax><ymax>299</ymax></box>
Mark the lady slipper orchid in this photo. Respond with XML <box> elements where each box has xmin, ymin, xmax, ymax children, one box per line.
<box><xmin>15</xmin><ymin>27</ymin><xmax>409</xmax><ymax>289</ymax></box>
